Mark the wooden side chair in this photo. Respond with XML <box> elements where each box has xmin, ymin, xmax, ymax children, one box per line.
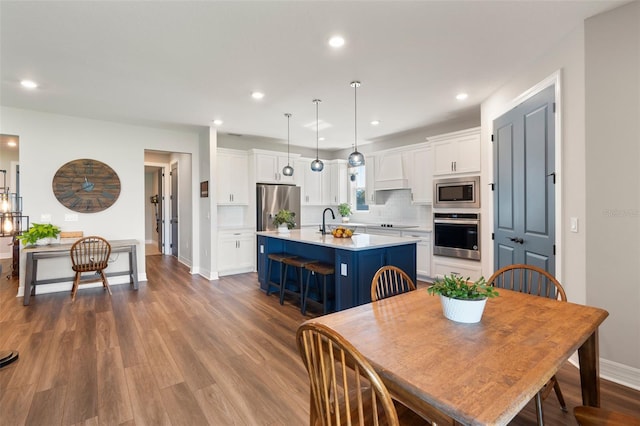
<box><xmin>487</xmin><ymin>263</ymin><xmax>568</xmax><ymax>425</ymax></box>
<box><xmin>70</xmin><ymin>236</ymin><xmax>112</xmax><ymax>301</ymax></box>
<box><xmin>371</xmin><ymin>265</ymin><xmax>416</xmax><ymax>302</ymax></box>
<box><xmin>296</xmin><ymin>322</ymin><xmax>400</xmax><ymax>426</ymax></box>
<box><xmin>574</xmin><ymin>406</ymin><xmax>640</xmax><ymax>426</ymax></box>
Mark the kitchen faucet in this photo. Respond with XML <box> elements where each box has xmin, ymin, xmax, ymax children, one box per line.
<box><xmin>321</xmin><ymin>207</ymin><xmax>335</xmax><ymax>235</ymax></box>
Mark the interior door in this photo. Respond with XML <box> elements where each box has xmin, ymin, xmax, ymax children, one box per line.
<box><xmin>170</xmin><ymin>163</ymin><xmax>178</xmax><ymax>258</ymax></box>
<box><xmin>493</xmin><ymin>85</ymin><xmax>555</xmax><ymax>273</ymax></box>
<box><xmin>156</xmin><ymin>168</ymin><xmax>163</xmax><ymax>254</ymax></box>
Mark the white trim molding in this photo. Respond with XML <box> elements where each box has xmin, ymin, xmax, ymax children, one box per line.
<box><xmin>569</xmin><ymin>353</ymin><xmax>640</xmax><ymax>391</ymax></box>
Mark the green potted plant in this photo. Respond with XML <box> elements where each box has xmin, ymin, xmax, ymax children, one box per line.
<box><xmin>272</xmin><ymin>209</ymin><xmax>296</xmax><ymax>233</ymax></box>
<box><xmin>16</xmin><ymin>223</ymin><xmax>62</xmax><ymax>246</ymax></box>
<box><xmin>338</xmin><ymin>203</ymin><xmax>352</xmax><ymax>223</ymax></box>
<box><xmin>427</xmin><ymin>275</ymin><xmax>499</xmax><ymax>323</ymax></box>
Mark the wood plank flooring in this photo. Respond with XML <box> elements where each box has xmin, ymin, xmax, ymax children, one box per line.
<box><xmin>1</xmin><ymin>254</ymin><xmax>638</xmax><ymax>425</ymax></box>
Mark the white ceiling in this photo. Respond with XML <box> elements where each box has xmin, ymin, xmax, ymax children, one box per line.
<box><xmin>0</xmin><ymin>1</ymin><xmax>625</xmax><ymax>150</ymax></box>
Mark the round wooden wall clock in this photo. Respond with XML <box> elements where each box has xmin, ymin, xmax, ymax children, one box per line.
<box><xmin>52</xmin><ymin>159</ymin><xmax>121</xmax><ymax>213</ymax></box>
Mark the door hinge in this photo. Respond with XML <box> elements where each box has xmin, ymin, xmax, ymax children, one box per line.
<box><xmin>553</xmin><ymin>244</ymin><xmax>556</xmax><ymax>255</ymax></box>
<box><xmin>489</xmin><ymin>183</ymin><xmax>495</xmax><ymax>191</ymax></box>
<box><xmin>553</xmin><ymin>102</ymin><xmax>556</xmax><ymax>113</ymax></box>
<box><xmin>491</xmin><ymin>232</ymin><xmax>495</xmax><ymax>240</ymax></box>
<box><xmin>547</xmin><ymin>172</ymin><xmax>556</xmax><ymax>184</ymax></box>
<box><xmin>491</xmin><ymin>134</ymin><xmax>494</xmax><ymax>142</ymax></box>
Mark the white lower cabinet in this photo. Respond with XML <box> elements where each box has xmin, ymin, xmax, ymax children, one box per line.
<box><xmin>432</xmin><ymin>256</ymin><xmax>482</xmax><ymax>282</ymax></box>
<box><xmin>402</xmin><ymin>230</ymin><xmax>431</xmax><ymax>280</ymax></box>
<box><xmin>218</xmin><ymin>230</ymin><xmax>254</xmax><ymax>276</ymax></box>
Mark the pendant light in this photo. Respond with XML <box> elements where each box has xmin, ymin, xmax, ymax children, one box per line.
<box><xmin>310</xmin><ymin>99</ymin><xmax>324</xmax><ymax>172</ymax></box>
<box><xmin>348</xmin><ymin>81</ymin><xmax>365</xmax><ymax>167</ymax></box>
<box><xmin>282</xmin><ymin>113</ymin><xmax>294</xmax><ymax>176</ymax></box>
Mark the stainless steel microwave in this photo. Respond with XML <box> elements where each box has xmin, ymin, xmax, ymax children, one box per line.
<box><xmin>433</xmin><ymin>176</ymin><xmax>480</xmax><ymax>209</ymax></box>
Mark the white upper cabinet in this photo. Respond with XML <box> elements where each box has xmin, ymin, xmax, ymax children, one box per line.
<box><xmin>217</xmin><ymin>149</ymin><xmax>249</xmax><ymax>205</ymax></box>
<box><xmin>296</xmin><ymin>158</ymin><xmax>324</xmax><ymax>205</ymax></box>
<box><xmin>403</xmin><ymin>145</ymin><xmax>432</xmax><ymax>204</ymax></box>
<box><xmin>430</xmin><ymin>127</ymin><xmax>481</xmax><ymax>176</ymax></box>
<box><xmin>365</xmin><ymin>154</ymin><xmax>376</xmax><ymax>204</ymax></box>
<box><xmin>255</xmin><ymin>152</ymin><xmax>296</xmax><ymax>184</ymax></box>
<box><xmin>327</xmin><ymin>160</ymin><xmax>348</xmax><ymax>205</ymax></box>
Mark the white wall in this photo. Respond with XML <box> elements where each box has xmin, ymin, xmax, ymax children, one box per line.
<box><xmin>481</xmin><ymin>0</ymin><xmax>640</xmax><ymax>388</ymax></box>
<box><xmin>585</xmin><ymin>0</ymin><xmax>640</xmax><ymax>375</ymax></box>
<box><xmin>0</xmin><ymin>106</ymin><xmax>203</xmax><ymax>293</ymax></box>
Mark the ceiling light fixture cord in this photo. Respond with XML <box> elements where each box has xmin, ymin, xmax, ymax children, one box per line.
<box><xmin>311</xmin><ymin>99</ymin><xmax>324</xmax><ymax>172</ymax></box>
<box><xmin>282</xmin><ymin>113</ymin><xmax>294</xmax><ymax>176</ymax></box>
<box><xmin>348</xmin><ymin>81</ymin><xmax>365</xmax><ymax>167</ymax></box>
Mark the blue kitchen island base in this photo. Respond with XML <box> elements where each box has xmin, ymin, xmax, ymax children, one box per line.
<box><xmin>257</xmin><ymin>231</ymin><xmax>417</xmax><ymax>312</ymax></box>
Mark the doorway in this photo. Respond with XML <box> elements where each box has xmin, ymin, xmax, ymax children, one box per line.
<box><xmin>144</xmin><ymin>164</ymin><xmax>165</xmax><ymax>256</ymax></box>
<box><xmin>493</xmin><ymin>84</ymin><xmax>556</xmax><ymax>274</ymax></box>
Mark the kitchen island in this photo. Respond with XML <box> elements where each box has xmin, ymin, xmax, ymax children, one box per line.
<box><xmin>256</xmin><ymin>229</ymin><xmax>419</xmax><ymax>311</ymax></box>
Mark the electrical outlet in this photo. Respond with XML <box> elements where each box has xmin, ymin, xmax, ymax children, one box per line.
<box><xmin>341</xmin><ymin>263</ymin><xmax>347</xmax><ymax>276</ymax></box>
<box><xmin>64</xmin><ymin>214</ymin><xmax>78</xmax><ymax>222</ymax></box>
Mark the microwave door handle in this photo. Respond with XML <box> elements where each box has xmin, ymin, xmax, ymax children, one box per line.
<box><xmin>434</xmin><ymin>219</ymin><xmax>479</xmax><ymax>225</ymax></box>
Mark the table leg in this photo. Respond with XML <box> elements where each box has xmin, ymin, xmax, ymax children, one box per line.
<box><xmin>578</xmin><ymin>330</ymin><xmax>601</xmax><ymax>407</ymax></box>
<box><xmin>23</xmin><ymin>252</ymin><xmax>34</xmax><ymax>306</ymax></box>
<box><xmin>129</xmin><ymin>245</ymin><xmax>139</xmax><ymax>290</ymax></box>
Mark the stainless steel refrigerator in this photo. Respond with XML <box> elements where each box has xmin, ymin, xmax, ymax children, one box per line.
<box><xmin>256</xmin><ymin>184</ymin><xmax>301</xmax><ymax>231</ymax></box>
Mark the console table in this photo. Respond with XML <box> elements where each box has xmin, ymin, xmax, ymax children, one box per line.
<box><xmin>22</xmin><ymin>239</ymin><xmax>139</xmax><ymax>305</ymax></box>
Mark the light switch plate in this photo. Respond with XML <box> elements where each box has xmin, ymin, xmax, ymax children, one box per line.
<box><xmin>65</xmin><ymin>213</ymin><xmax>79</xmax><ymax>222</ymax></box>
<box><xmin>260</xmin><ymin>245</ymin><xmax>264</xmax><ymax>254</ymax></box>
<box><xmin>570</xmin><ymin>217</ymin><xmax>579</xmax><ymax>233</ymax></box>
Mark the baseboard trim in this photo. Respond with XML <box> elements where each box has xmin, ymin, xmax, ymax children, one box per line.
<box><xmin>569</xmin><ymin>353</ymin><xmax>640</xmax><ymax>391</ymax></box>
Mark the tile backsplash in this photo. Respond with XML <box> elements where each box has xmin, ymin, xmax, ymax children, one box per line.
<box><xmin>301</xmin><ymin>189</ymin><xmax>432</xmax><ymax>228</ymax></box>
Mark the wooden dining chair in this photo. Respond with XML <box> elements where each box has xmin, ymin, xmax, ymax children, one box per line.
<box><xmin>70</xmin><ymin>236</ymin><xmax>112</xmax><ymax>301</ymax></box>
<box><xmin>487</xmin><ymin>263</ymin><xmax>568</xmax><ymax>425</ymax></box>
<box><xmin>371</xmin><ymin>265</ymin><xmax>416</xmax><ymax>302</ymax></box>
<box><xmin>296</xmin><ymin>322</ymin><xmax>401</xmax><ymax>426</ymax></box>
<box><xmin>574</xmin><ymin>405</ymin><xmax>640</xmax><ymax>426</ymax></box>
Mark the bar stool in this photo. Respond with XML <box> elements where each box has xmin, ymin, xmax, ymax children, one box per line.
<box><xmin>281</xmin><ymin>257</ymin><xmax>318</xmax><ymax>308</ymax></box>
<box><xmin>266</xmin><ymin>253</ymin><xmax>297</xmax><ymax>297</ymax></box>
<box><xmin>303</xmin><ymin>262</ymin><xmax>335</xmax><ymax>315</ymax></box>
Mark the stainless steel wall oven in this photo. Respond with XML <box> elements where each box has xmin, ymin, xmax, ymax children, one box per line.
<box><xmin>433</xmin><ymin>212</ymin><xmax>480</xmax><ymax>260</ymax></box>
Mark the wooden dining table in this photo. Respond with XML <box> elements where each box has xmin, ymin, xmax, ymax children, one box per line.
<box><xmin>304</xmin><ymin>288</ymin><xmax>609</xmax><ymax>426</ymax></box>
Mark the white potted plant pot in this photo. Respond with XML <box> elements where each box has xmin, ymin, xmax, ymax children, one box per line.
<box><xmin>439</xmin><ymin>295</ymin><xmax>488</xmax><ymax>323</ymax></box>
<box><xmin>341</xmin><ymin>216</ymin><xmax>349</xmax><ymax>223</ymax></box>
<box><xmin>277</xmin><ymin>224</ymin><xmax>289</xmax><ymax>234</ymax></box>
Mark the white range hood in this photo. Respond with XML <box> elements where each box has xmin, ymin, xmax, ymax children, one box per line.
<box><xmin>374</xmin><ymin>153</ymin><xmax>409</xmax><ymax>191</ymax></box>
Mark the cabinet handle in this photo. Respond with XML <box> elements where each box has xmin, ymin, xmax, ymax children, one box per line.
<box><xmin>454</xmin><ymin>161</ymin><xmax>457</xmax><ymax>172</ymax></box>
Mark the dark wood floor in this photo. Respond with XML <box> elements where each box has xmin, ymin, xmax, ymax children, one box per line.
<box><xmin>1</xmin><ymin>255</ymin><xmax>638</xmax><ymax>425</ymax></box>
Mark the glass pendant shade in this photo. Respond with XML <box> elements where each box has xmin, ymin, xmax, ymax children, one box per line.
<box><xmin>347</xmin><ymin>81</ymin><xmax>365</xmax><ymax>167</ymax></box>
<box><xmin>348</xmin><ymin>150</ymin><xmax>365</xmax><ymax>167</ymax></box>
<box><xmin>310</xmin><ymin>159</ymin><xmax>324</xmax><ymax>172</ymax></box>
<box><xmin>282</xmin><ymin>113</ymin><xmax>294</xmax><ymax>176</ymax></box>
<box><xmin>282</xmin><ymin>164</ymin><xmax>294</xmax><ymax>176</ymax></box>
<box><xmin>311</xmin><ymin>99</ymin><xmax>324</xmax><ymax>172</ymax></box>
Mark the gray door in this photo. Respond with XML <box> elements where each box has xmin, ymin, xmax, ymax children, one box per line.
<box><xmin>156</xmin><ymin>168</ymin><xmax>163</xmax><ymax>254</ymax></box>
<box><xmin>170</xmin><ymin>163</ymin><xmax>178</xmax><ymax>258</ymax></box>
<box><xmin>493</xmin><ymin>85</ymin><xmax>555</xmax><ymax>273</ymax></box>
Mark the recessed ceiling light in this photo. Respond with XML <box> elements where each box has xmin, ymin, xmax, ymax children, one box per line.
<box><xmin>20</xmin><ymin>80</ymin><xmax>38</xmax><ymax>89</ymax></box>
<box><xmin>251</xmin><ymin>91</ymin><xmax>264</xmax><ymax>100</ymax></box>
<box><xmin>212</xmin><ymin>119</ymin><xmax>223</xmax><ymax>126</ymax></box>
<box><xmin>371</xmin><ymin>120</ymin><xmax>380</xmax><ymax>126</ymax></box>
<box><xmin>456</xmin><ymin>93</ymin><xmax>468</xmax><ymax>100</ymax></box>
<box><xmin>329</xmin><ymin>36</ymin><xmax>345</xmax><ymax>48</ymax></box>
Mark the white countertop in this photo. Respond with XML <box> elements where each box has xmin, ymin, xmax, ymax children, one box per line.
<box><xmin>256</xmin><ymin>229</ymin><xmax>421</xmax><ymax>251</ymax></box>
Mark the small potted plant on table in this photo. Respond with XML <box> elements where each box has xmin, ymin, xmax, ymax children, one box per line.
<box><xmin>273</xmin><ymin>209</ymin><xmax>296</xmax><ymax>234</ymax></box>
<box><xmin>16</xmin><ymin>223</ymin><xmax>62</xmax><ymax>246</ymax></box>
<box><xmin>338</xmin><ymin>203</ymin><xmax>352</xmax><ymax>223</ymax></box>
<box><xmin>427</xmin><ymin>274</ymin><xmax>499</xmax><ymax>323</ymax></box>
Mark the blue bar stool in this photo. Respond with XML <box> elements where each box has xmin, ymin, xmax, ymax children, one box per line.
<box><xmin>266</xmin><ymin>253</ymin><xmax>297</xmax><ymax>297</ymax></box>
<box><xmin>303</xmin><ymin>262</ymin><xmax>335</xmax><ymax>315</ymax></box>
<box><xmin>281</xmin><ymin>257</ymin><xmax>318</xmax><ymax>309</ymax></box>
